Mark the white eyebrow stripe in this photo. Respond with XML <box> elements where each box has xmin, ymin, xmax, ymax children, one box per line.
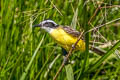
<box><xmin>40</xmin><ymin>20</ymin><xmax>57</xmax><ymax>25</ymax></box>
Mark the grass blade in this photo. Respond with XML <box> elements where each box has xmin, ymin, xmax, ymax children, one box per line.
<box><xmin>20</xmin><ymin>36</ymin><xmax>44</xmax><ymax>80</ymax></box>
<box><xmin>88</xmin><ymin>40</ymin><xmax>120</xmax><ymax>72</ymax></box>
<box><xmin>77</xmin><ymin>0</ymin><xmax>89</xmax><ymax>79</ymax></box>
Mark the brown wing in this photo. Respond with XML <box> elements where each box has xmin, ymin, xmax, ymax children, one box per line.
<box><xmin>62</xmin><ymin>26</ymin><xmax>81</xmax><ymax>37</ymax></box>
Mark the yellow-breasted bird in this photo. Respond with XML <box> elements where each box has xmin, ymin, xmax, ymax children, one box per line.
<box><xmin>33</xmin><ymin>20</ymin><xmax>105</xmax><ymax>55</ymax></box>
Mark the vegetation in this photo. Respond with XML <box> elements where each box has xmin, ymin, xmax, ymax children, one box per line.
<box><xmin>0</xmin><ymin>0</ymin><xmax>120</xmax><ymax>80</ymax></box>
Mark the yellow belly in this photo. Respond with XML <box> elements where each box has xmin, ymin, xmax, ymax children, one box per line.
<box><xmin>50</xmin><ymin>28</ymin><xmax>85</xmax><ymax>52</ymax></box>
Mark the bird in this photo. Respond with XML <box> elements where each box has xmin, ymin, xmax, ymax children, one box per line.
<box><xmin>33</xmin><ymin>19</ymin><xmax>105</xmax><ymax>56</ymax></box>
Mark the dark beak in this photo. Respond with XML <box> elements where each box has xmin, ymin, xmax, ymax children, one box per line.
<box><xmin>32</xmin><ymin>24</ymin><xmax>42</xmax><ymax>28</ymax></box>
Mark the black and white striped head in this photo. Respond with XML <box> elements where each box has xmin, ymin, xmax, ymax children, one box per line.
<box><xmin>33</xmin><ymin>20</ymin><xmax>58</xmax><ymax>33</ymax></box>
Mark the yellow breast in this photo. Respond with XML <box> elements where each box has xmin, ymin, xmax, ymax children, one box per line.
<box><xmin>50</xmin><ymin>27</ymin><xmax>85</xmax><ymax>52</ymax></box>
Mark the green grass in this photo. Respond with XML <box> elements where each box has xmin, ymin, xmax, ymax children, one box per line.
<box><xmin>1</xmin><ymin>0</ymin><xmax>120</xmax><ymax>80</ymax></box>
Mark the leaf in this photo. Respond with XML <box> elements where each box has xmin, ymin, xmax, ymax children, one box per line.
<box><xmin>65</xmin><ymin>64</ymin><xmax>74</xmax><ymax>80</ymax></box>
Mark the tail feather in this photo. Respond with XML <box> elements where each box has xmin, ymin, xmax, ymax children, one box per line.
<box><xmin>90</xmin><ymin>46</ymin><xmax>106</xmax><ymax>56</ymax></box>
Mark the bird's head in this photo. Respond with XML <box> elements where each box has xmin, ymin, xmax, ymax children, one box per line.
<box><xmin>33</xmin><ymin>20</ymin><xmax>58</xmax><ymax>33</ymax></box>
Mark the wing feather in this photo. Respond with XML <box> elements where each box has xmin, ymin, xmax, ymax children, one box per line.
<box><xmin>62</xmin><ymin>26</ymin><xmax>81</xmax><ymax>37</ymax></box>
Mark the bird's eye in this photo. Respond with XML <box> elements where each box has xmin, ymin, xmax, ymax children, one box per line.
<box><xmin>45</xmin><ymin>22</ymin><xmax>49</xmax><ymax>24</ymax></box>
<box><xmin>43</xmin><ymin>22</ymin><xmax>55</xmax><ymax>28</ymax></box>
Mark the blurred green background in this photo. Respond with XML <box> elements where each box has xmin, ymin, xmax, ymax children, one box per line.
<box><xmin>0</xmin><ymin>0</ymin><xmax>120</xmax><ymax>80</ymax></box>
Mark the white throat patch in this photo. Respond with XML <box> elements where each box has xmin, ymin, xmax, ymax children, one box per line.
<box><xmin>41</xmin><ymin>27</ymin><xmax>54</xmax><ymax>33</ymax></box>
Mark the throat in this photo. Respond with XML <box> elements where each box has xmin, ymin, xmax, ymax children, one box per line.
<box><xmin>42</xmin><ymin>27</ymin><xmax>54</xmax><ymax>33</ymax></box>
<box><xmin>48</xmin><ymin>28</ymin><xmax>54</xmax><ymax>33</ymax></box>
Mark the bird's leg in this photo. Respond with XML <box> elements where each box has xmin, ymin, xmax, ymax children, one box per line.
<box><xmin>62</xmin><ymin>47</ymin><xmax>68</xmax><ymax>56</ymax></box>
<box><xmin>62</xmin><ymin>48</ymin><xmax>68</xmax><ymax>64</ymax></box>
